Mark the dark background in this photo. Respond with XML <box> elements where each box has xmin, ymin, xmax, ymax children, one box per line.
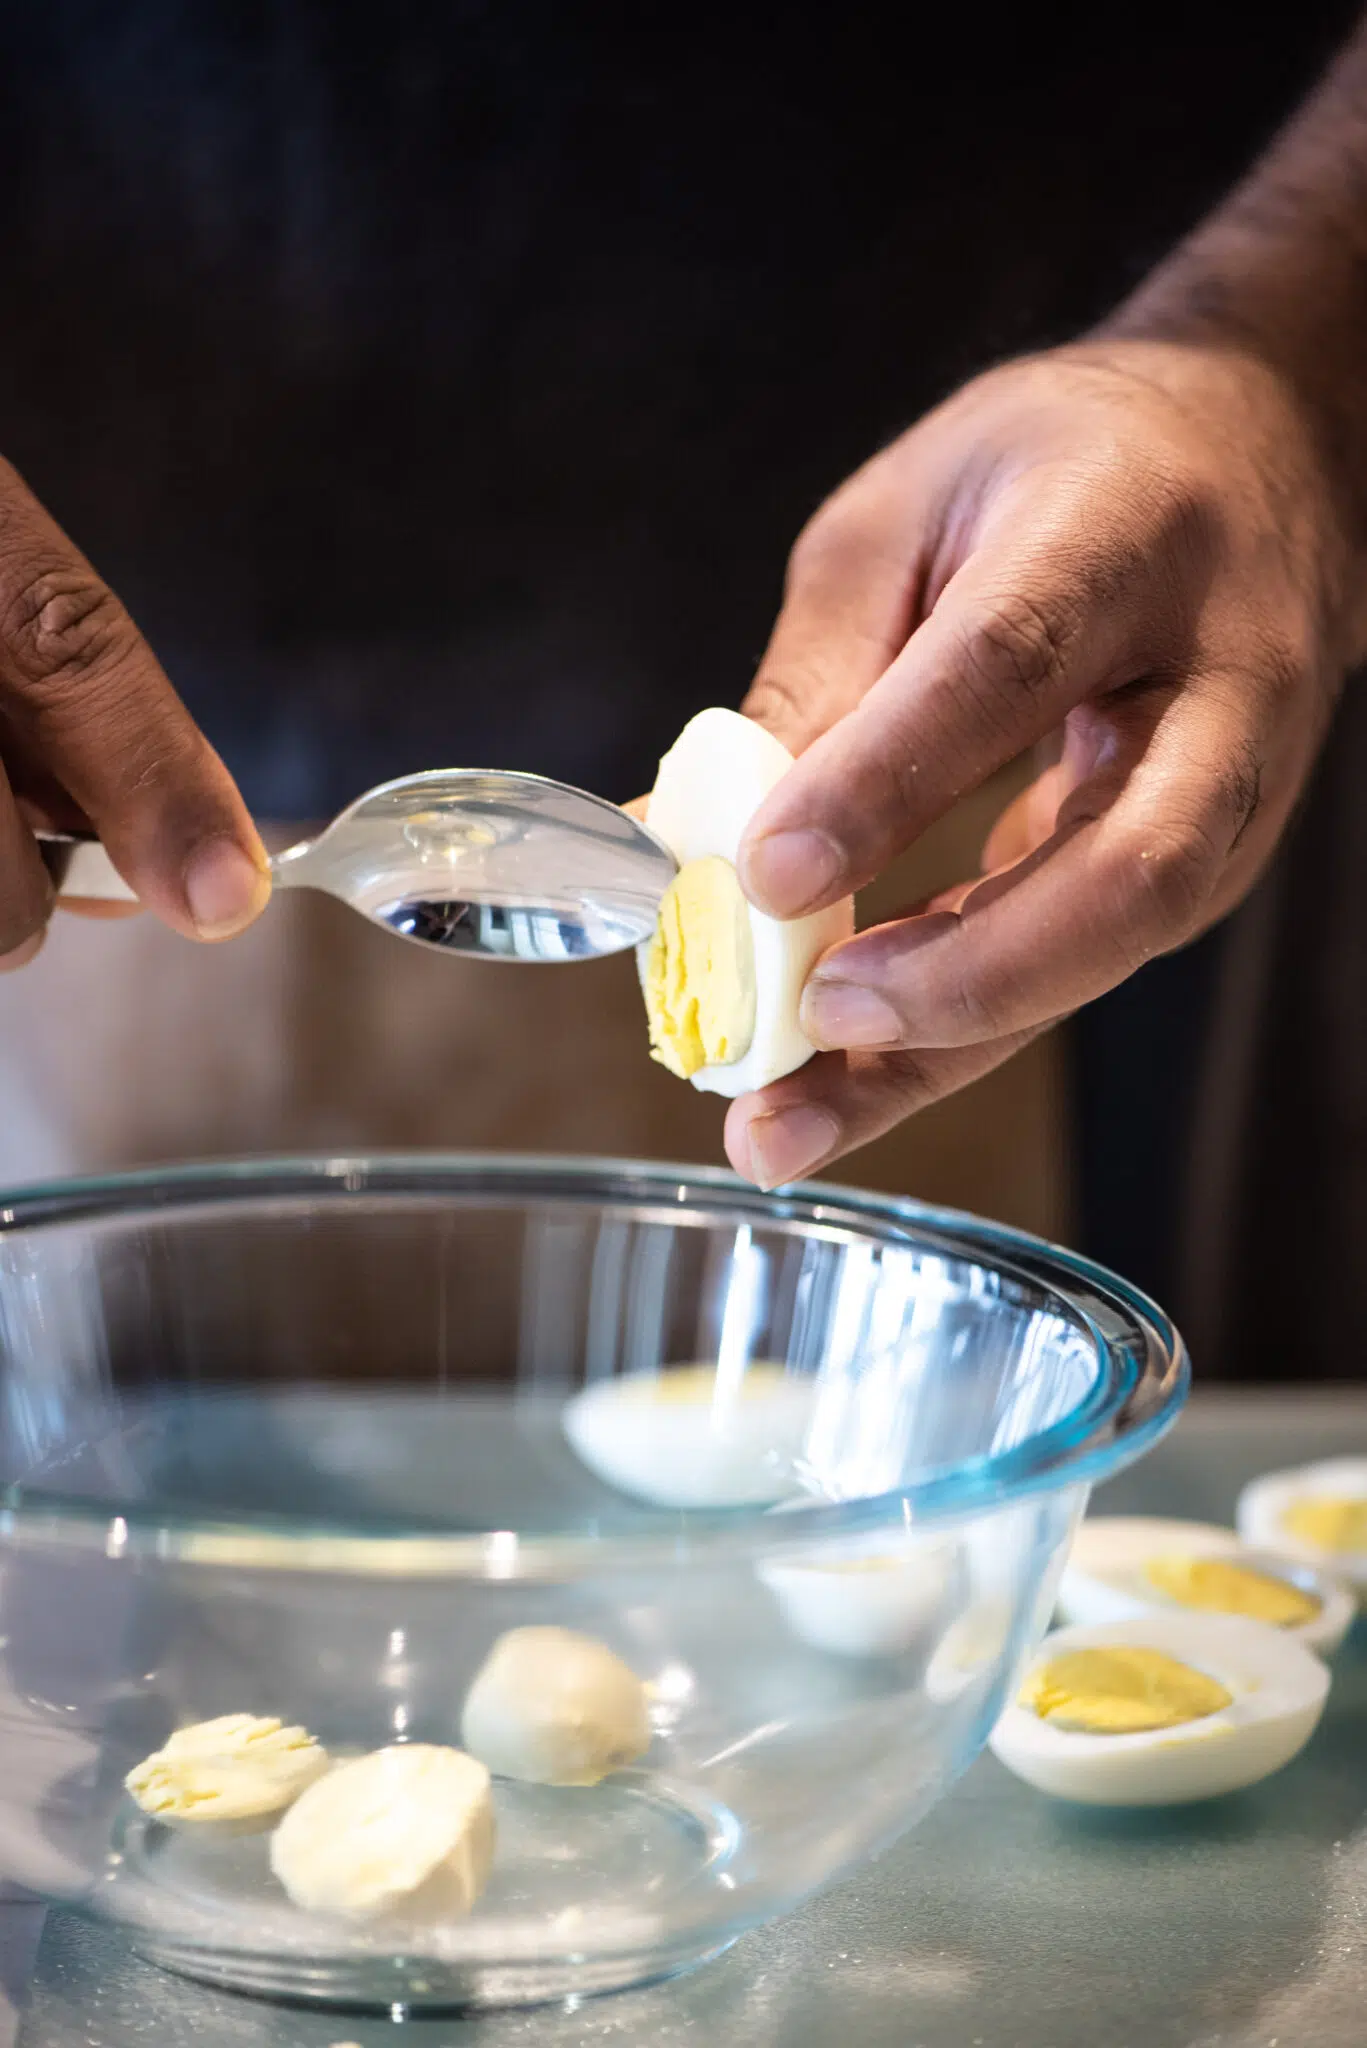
<box><xmin>0</xmin><ymin>0</ymin><xmax>1360</xmax><ymax>1346</ymax></box>
<box><xmin>0</xmin><ymin>1</ymin><xmax>1356</xmax><ymax>813</ymax></box>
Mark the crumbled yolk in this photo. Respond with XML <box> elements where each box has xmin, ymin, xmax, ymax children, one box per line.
<box><xmin>622</xmin><ymin>1363</ymin><xmax>788</xmax><ymax>1406</ymax></box>
<box><xmin>125</xmin><ymin>1716</ymin><xmax>327</xmax><ymax>1822</ymax></box>
<box><xmin>1143</xmin><ymin>1554</ymin><xmax>1321</xmax><ymax>1629</ymax></box>
<box><xmin>1023</xmin><ymin>1646</ymin><xmax>1233</xmax><ymax>1734</ymax></box>
<box><xmin>1282</xmin><ymin>1496</ymin><xmax>1367</xmax><ymax>1554</ymax></box>
<box><xmin>645</xmin><ymin>857</ymin><xmax>756</xmax><ymax>1078</ymax></box>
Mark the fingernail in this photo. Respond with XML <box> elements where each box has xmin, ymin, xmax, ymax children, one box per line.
<box><xmin>802</xmin><ymin>980</ymin><xmax>902</xmax><ymax>1050</ymax></box>
<box><xmin>742</xmin><ymin>1105</ymin><xmax>840</xmax><ymax>1190</ymax></box>
<box><xmin>184</xmin><ymin>837</ymin><xmax>270</xmax><ymax>940</ymax></box>
<box><xmin>0</xmin><ymin>930</ymin><xmax>45</xmax><ymax>974</ymax></box>
<box><xmin>741</xmin><ymin>828</ymin><xmax>845</xmax><ymax>917</ymax></box>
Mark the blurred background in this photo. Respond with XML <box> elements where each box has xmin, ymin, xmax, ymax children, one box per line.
<box><xmin>0</xmin><ymin>0</ymin><xmax>1360</xmax><ymax>1379</ymax></box>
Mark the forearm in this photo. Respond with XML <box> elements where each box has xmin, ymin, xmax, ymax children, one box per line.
<box><xmin>1104</xmin><ymin>20</ymin><xmax>1367</xmax><ymax>644</ymax></box>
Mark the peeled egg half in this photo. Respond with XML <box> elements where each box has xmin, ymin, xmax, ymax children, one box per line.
<box><xmin>1237</xmin><ymin>1458</ymin><xmax>1367</xmax><ymax>1594</ymax></box>
<box><xmin>270</xmin><ymin>1745</ymin><xmax>495</xmax><ymax>1923</ymax></box>
<box><xmin>462</xmin><ymin>1627</ymin><xmax>651</xmax><ymax>1785</ymax></box>
<box><xmin>989</xmin><ymin>1614</ymin><xmax>1329</xmax><ymax>1806</ymax></box>
<box><xmin>759</xmin><ymin>1534</ymin><xmax>952</xmax><ymax>1658</ymax></box>
<box><xmin>562</xmin><ymin>1362</ymin><xmax>813</xmax><ymax>1508</ymax></box>
<box><xmin>640</xmin><ymin>707</ymin><xmax>855</xmax><ymax>1096</ymax></box>
<box><xmin>1058</xmin><ymin>1514</ymin><xmax>1354</xmax><ymax>1656</ymax></box>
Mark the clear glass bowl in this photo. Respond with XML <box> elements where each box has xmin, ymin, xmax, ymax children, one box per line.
<box><xmin>0</xmin><ymin>1154</ymin><xmax>1186</xmax><ymax>2011</ymax></box>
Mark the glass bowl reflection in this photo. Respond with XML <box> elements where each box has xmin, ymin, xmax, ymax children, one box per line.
<box><xmin>0</xmin><ymin>1154</ymin><xmax>1186</xmax><ymax>2010</ymax></box>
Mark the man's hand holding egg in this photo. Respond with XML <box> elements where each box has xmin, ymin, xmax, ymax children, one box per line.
<box><xmin>635</xmin><ymin>705</ymin><xmax>1045</xmax><ymax>1187</ymax></box>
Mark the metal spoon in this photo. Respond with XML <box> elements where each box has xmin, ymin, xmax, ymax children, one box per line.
<box><xmin>35</xmin><ymin>768</ymin><xmax>677</xmax><ymax>963</ymax></box>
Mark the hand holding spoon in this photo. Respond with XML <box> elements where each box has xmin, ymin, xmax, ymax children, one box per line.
<box><xmin>37</xmin><ymin>769</ymin><xmax>677</xmax><ymax>964</ymax></box>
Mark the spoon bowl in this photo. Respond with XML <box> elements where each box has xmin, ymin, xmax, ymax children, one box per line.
<box><xmin>38</xmin><ymin>769</ymin><xmax>678</xmax><ymax>963</ymax></box>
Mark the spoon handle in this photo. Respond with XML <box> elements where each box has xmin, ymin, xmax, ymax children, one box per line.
<box><xmin>35</xmin><ymin>831</ymin><xmax>139</xmax><ymax>904</ymax></box>
<box><xmin>35</xmin><ymin>832</ymin><xmax>305</xmax><ymax>905</ymax></box>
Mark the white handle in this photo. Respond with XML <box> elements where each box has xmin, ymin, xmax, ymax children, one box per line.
<box><xmin>36</xmin><ymin>833</ymin><xmax>140</xmax><ymax>904</ymax></box>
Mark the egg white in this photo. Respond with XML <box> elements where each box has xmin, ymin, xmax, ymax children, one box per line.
<box><xmin>924</xmin><ymin>1598</ymin><xmax>1016</xmax><ymax>1704</ymax></box>
<box><xmin>758</xmin><ymin>1534</ymin><xmax>953</xmax><ymax>1658</ymax></box>
<box><xmin>641</xmin><ymin>707</ymin><xmax>855</xmax><ymax>1097</ymax></box>
<box><xmin>1058</xmin><ymin>1514</ymin><xmax>1354</xmax><ymax>1656</ymax></box>
<box><xmin>989</xmin><ymin>1613</ymin><xmax>1330</xmax><ymax>1807</ymax></box>
<box><xmin>461</xmin><ymin>1627</ymin><xmax>651</xmax><ymax>1786</ymax></box>
<box><xmin>1237</xmin><ymin>1458</ymin><xmax>1367</xmax><ymax>1594</ymax></box>
<box><xmin>562</xmin><ymin>1363</ymin><xmax>814</xmax><ymax>1508</ymax></box>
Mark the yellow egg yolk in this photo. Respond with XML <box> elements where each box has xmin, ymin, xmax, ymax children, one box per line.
<box><xmin>621</xmin><ymin>1363</ymin><xmax>788</xmax><ymax>1406</ymax></box>
<box><xmin>1142</xmin><ymin>1554</ymin><xmax>1321</xmax><ymax>1628</ymax></box>
<box><xmin>1023</xmin><ymin>1646</ymin><xmax>1233</xmax><ymax>1734</ymax></box>
<box><xmin>645</xmin><ymin>857</ymin><xmax>756</xmax><ymax>1079</ymax></box>
<box><xmin>1282</xmin><ymin>1495</ymin><xmax>1367</xmax><ymax>1554</ymax></box>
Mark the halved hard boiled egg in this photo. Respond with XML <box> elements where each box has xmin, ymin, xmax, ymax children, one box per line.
<box><xmin>759</xmin><ymin>1534</ymin><xmax>953</xmax><ymax>1659</ymax></box>
<box><xmin>562</xmin><ymin>1362</ymin><xmax>814</xmax><ymax>1508</ymax></box>
<box><xmin>639</xmin><ymin>707</ymin><xmax>855</xmax><ymax>1096</ymax></box>
<box><xmin>989</xmin><ymin>1614</ymin><xmax>1329</xmax><ymax>1806</ymax></box>
<box><xmin>1058</xmin><ymin>1515</ymin><xmax>1354</xmax><ymax>1656</ymax></box>
<box><xmin>1237</xmin><ymin>1458</ymin><xmax>1367</xmax><ymax>1594</ymax></box>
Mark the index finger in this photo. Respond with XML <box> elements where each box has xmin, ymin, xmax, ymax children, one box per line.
<box><xmin>0</xmin><ymin>457</ymin><xmax>270</xmax><ymax>939</ymax></box>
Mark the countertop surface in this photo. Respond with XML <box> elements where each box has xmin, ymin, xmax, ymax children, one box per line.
<box><xmin>9</xmin><ymin>1390</ymin><xmax>1367</xmax><ymax>2047</ymax></box>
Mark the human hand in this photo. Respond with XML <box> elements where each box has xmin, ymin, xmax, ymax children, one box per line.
<box><xmin>0</xmin><ymin>455</ymin><xmax>269</xmax><ymax>969</ymax></box>
<box><xmin>725</xmin><ymin>340</ymin><xmax>1358</xmax><ymax>1186</ymax></box>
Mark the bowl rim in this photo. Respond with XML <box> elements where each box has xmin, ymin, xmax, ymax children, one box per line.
<box><xmin>0</xmin><ymin>1151</ymin><xmax>1189</xmax><ymax>1576</ymax></box>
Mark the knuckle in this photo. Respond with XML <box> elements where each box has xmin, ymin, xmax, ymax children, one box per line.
<box><xmin>742</xmin><ymin>664</ymin><xmax>816</xmax><ymax>732</ymax></box>
<box><xmin>785</xmin><ymin>519</ymin><xmax>833</xmax><ymax>590</ymax></box>
<box><xmin>0</xmin><ymin>560</ymin><xmax>211</xmax><ymax>806</ymax></box>
<box><xmin>785</xmin><ymin>503</ymin><xmax>898</xmax><ymax>614</ymax></box>
<box><xmin>3</xmin><ymin>564</ymin><xmax>135</xmax><ymax>699</ymax></box>
<box><xmin>744</xmin><ymin>636</ymin><xmax>872</xmax><ymax>746</ymax></box>
<box><xmin>785</xmin><ymin>499</ymin><xmax>856</xmax><ymax>589</ymax></box>
<box><xmin>1221</xmin><ymin>744</ymin><xmax>1266</xmax><ymax>853</ymax></box>
<box><xmin>941</xmin><ymin>962</ymin><xmax>1010</xmax><ymax>1042</ymax></box>
<box><xmin>955</xmin><ymin>588</ymin><xmax>1078</xmax><ymax>724</ymax></box>
<box><xmin>1118</xmin><ymin>449</ymin><xmax>1211</xmax><ymax>530</ymax></box>
<box><xmin>881</xmin><ymin>1048</ymin><xmax>937</xmax><ymax>1108</ymax></box>
<box><xmin>1119</xmin><ymin>817</ymin><xmax>1221</xmax><ymax>947</ymax></box>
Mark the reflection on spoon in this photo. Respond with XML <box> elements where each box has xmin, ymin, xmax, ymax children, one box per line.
<box><xmin>37</xmin><ymin>768</ymin><xmax>678</xmax><ymax>964</ymax></box>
